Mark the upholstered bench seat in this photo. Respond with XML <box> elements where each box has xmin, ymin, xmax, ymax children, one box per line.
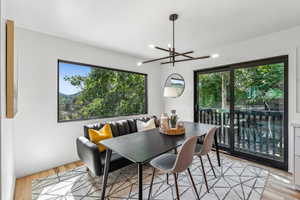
<box><xmin>76</xmin><ymin>116</ymin><xmax>158</xmax><ymax>176</ymax></box>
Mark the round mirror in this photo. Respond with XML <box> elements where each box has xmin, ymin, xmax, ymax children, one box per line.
<box><xmin>163</xmin><ymin>73</ymin><xmax>185</xmax><ymax>98</ymax></box>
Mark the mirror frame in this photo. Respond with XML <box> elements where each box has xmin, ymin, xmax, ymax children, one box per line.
<box><xmin>164</xmin><ymin>73</ymin><xmax>185</xmax><ymax>98</ymax></box>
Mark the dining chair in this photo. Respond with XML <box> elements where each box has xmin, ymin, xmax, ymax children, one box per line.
<box><xmin>194</xmin><ymin>127</ymin><xmax>219</xmax><ymax>192</ymax></box>
<box><xmin>148</xmin><ymin>136</ymin><xmax>200</xmax><ymax>200</ymax></box>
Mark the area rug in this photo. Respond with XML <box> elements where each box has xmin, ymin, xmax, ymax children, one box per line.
<box><xmin>32</xmin><ymin>154</ymin><xmax>269</xmax><ymax>200</ymax></box>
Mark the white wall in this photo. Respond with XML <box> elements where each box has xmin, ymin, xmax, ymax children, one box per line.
<box><xmin>7</xmin><ymin>18</ymin><xmax>300</xmax><ymax>182</ymax></box>
<box><xmin>13</xmin><ymin>27</ymin><xmax>162</xmax><ymax>178</ymax></box>
<box><xmin>0</xmin><ymin>0</ymin><xmax>16</xmax><ymax>199</ymax></box>
<box><xmin>161</xmin><ymin>25</ymin><xmax>300</xmax><ymax>173</ymax></box>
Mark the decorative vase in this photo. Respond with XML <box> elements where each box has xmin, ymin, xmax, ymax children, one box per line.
<box><xmin>160</xmin><ymin>113</ymin><xmax>169</xmax><ymax>131</ymax></box>
<box><xmin>170</xmin><ymin>110</ymin><xmax>178</xmax><ymax>128</ymax></box>
<box><xmin>177</xmin><ymin>121</ymin><xmax>184</xmax><ymax>129</ymax></box>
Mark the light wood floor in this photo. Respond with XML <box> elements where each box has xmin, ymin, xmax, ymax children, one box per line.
<box><xmin>14</xmin><ymin>161</ymin><xmax>84</xmax><ymax>200</ymax></box>
<box><xmin>14</xmin><ymin>156</ymin><xmax>300</xmax><ymax>200</ymax></box>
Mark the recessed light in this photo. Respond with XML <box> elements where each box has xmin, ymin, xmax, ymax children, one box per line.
<box><xmin>167</xmin><ymin>44</ymin><xmax>172</xmax><ymax>48</ymax></box>
<box><xmin>211</xmin><ymin>54</ymin><xmax>220</xmax><ymax>58</ymax></box>
<box><xmin>148</xmin><ymin>44</ymin><xmax>155</xmax><ymax>49</ymax></box>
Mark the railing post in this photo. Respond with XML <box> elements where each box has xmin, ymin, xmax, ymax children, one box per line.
<box><xmin>279</xmin><ymin>113</ymin><xmax>283</xmax><ymax>158</ymax></box>
<box><xmin>253</xmin><ymin>112</ymin><xmax>257</xmax><ymax>152</ymax></box>
<box><xmin>199</xmin><ymin>109</ymin><xmax>203</xmax><ymax>123</ymax></box>
<box><xmin>236</xmin><ymin>110</ymin><xmax>240</xmax><ymax>150</ymax></box>
<box><xmin>266</xmin><ymin>112</ymin><xmax>269</xmax><ymax>155</ymax></box>
<box><xmin>247</xmin><ymin>112</ymin><xmax>251</xmax><ymax>151</ymax></box>
<box><xmin>218</xmin><ymin>111</ymin><xmax>222</xmax><ymax>143</ymax></box>
<box><xmin>272</xmin><ymin>114</ymin><xmax>276</xmax><ymax>158</ymax></box>
<box><xmin>242</xmin><ymin>112</ymin><xmax>245</xmax><ymax>149</ymax></box>
<box><xmin>259</xmin><ymin>113</ymin><xmax>263</xmax><ymax>153</ymax></box>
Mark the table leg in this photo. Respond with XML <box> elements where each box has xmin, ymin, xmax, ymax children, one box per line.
<box><xmin>214</xmin><ymin>133</ymin><xmax>221</xmax><ymax>167</ymax></box>
<box><xmin>138</xmin><ymin>163</ymin><xmax>143</xmax><ymax>200</ymax></box>
<box><xmin>100</xmin><ymin>149</ymin><xmax>112</xmax><ymax>200</ymax></box>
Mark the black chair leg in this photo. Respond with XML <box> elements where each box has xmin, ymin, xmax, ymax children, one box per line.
<box><xmin>207</xmin><ymin>154</ymin><xmax>217</xmax><ymax>178</ymax></box>
<box><xmin>86</xmin><ymin>167</ymin><xmax>91</xmax><ymax>176</ymax></box>
<box><xmin>199</xmin><ymin>156</ymin><xmax>209</xmax><ymax>193</ymax></box>
<box><xmin>166</xmin><ymin>173</ymin><xmax>169</xmax><ymax>185</ymax></box>
<box><xmin>173</xmin><ymin>173</ymin><xmax>180</xmax><ymax>200</ymax></box>
<box><xmin>187</xmin><ymin>168</ymin><xmax>200</xmax><ymax>200</ymax></box>
<box><xmin>148</xmin><ymin>168</ymin><xmax>156</xmax><ymax>200</ymax></box>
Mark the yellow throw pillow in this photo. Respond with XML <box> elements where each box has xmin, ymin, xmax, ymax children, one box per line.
<box><xmin>88</xmin><ymin>124</ymin><xmax>113</xmax><ymax>152</ymax></box>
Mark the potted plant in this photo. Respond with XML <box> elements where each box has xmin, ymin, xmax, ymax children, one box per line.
<box><xmin>170</xmin><ymin>110</ymin><xmax>178</xmax><ymax>128</ymax></box>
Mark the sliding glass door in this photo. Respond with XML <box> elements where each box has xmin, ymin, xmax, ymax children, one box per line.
<box><xmin>194</xmin><ymin>56</ymin><xmax>288</xmax><ymax>170</ymax></box>
<box><xmin>195</xmin><ymin>70</ymin><xmax>231</xmax><ymax>148</ymax></box>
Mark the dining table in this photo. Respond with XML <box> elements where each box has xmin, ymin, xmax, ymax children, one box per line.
<box><xmin>100</xmin><ymin>121</ymin><xmax>220</xmax><ymax>200</ymax></box>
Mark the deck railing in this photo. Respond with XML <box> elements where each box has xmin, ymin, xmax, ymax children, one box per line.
<box><xmin>197</xmin><ymin>108</ymin><xmax>284</xmax><ymax>161</ymax></box>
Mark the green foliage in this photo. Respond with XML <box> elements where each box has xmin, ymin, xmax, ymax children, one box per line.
<box><xmin>198</xmin><ymin>63</ymin><xmax>284</xmax><ymax>110</ymax></box>
<box><xmin>59</xmin><ymin>68</ymin><xmax>146</xmax><ymax>121</ymax></box>
<box><xmin>234</xmin><ymin>64</ymin><xmax>284</xmax><ymax>107</ymax></box>
<box><xmin>198</xmin><ymin>72</ymin><xmax>229</xmax><ymax>108</ymax></box>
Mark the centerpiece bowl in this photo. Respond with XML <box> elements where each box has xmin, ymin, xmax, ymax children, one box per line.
<box><xmin>159</xmin><ymin>127</ymin><xmax>185</xmax><ymax>136</ymax></box>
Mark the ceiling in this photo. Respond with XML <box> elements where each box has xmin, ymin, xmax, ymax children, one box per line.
<box><xmin>5</xmin><ymin>0</ymin><xmax>300</xmax><ymax>59</ymax></box>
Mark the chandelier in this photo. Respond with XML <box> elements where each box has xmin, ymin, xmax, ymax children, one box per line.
<box><xmin>138</xmin><ymin>14</ymin><xmax>219</xmax><ymax>67</ymax></box>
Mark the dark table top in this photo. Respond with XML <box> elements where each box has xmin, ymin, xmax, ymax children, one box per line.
<box><xmin>100</xmin><ymin>122</ymin><xmax>219</xmax><ymax>164</ymax></box>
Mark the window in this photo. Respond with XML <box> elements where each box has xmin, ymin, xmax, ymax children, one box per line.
<box><xmin>58</xmin><ymin>60</ymin><xmax>147</xmax><ymax>122</ymax></box>
<box><xmin>194</xmin><ymin>55</ymin><xmax>288</xmax><ymax>170</ymax></box>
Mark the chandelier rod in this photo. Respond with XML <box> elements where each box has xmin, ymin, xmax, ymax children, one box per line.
<box><xmin>172</xmin><ymin>17</ymin><xmax>175</xmax><ymax>66</ymax></box>
<box><xmin>161</xmin><ymin>55</ymin><xmax>210</xmax><ymax>65</ymax></box>
<box><xmin>142</xmin><ymin>51</ymin><xmax>193</xmax><ymax>64</ymax></box>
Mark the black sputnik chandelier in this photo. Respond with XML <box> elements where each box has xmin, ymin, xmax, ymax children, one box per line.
<box><xmin>138</xmin><ymin>13</ymin><xmax>219</xmax><ymax>67</ymax></box>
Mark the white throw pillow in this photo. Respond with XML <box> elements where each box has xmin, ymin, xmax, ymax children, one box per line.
<box><xmin>136</xmin><ymin>118</ymin><xmax>156</xmax><ymax>132</ymax></box>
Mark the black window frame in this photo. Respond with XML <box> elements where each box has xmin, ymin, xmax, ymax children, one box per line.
<box><xmin>193</xmin><ymin>55</ymin><xmax>289</xmax><ymax>170</ymax></box>
<box><xmin>57</xmin><ymin>59</ymin><xmax>148</xmax><ymax>123</ymax></box>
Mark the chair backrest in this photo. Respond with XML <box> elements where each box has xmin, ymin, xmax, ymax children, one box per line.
<box><xmin>196</xmin><ymin>127</ymin><xmax>218</xmax><ymax>156</ymax></box>
<box><xmin>171</xmin><ymin>136</ymin><xmax>198</xmax><ymax>173</ymax></box>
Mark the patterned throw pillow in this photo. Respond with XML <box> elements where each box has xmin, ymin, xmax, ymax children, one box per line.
<box><xmin>136</xmin><ymin>118</ymin><xmax>156</xmax><ymax>132</ymax></box>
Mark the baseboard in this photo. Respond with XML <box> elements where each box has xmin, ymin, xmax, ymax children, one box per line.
<box><xmin>2</xmin><ymin>175</ymin><xmax>16</xmax><ymax>200</ymax></box>
<box><xmin>11</xmin><ymin>177</ymin><xmax>16</xmax><ymax>200</ymax></box>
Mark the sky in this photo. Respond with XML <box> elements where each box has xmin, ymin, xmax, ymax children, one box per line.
<box><xmin>171</xmin><ymin>78</ymin><xmax>184</xmax><ymax>86</ymax></box>
<box><xmin>59</xmin><ymin>62</ymin><xmax>91</xmax><ymax>95</ymax></box>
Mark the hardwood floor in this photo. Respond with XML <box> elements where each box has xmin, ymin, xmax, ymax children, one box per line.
<box><xmin>14</xmin><ymin>161</ymin><xmax>83</xmax><ymax>200</ymax></box>
<box><xmin>14</xmin><ymin>156</ymin><xmax>300</xmax><ymax>200</ymax></box>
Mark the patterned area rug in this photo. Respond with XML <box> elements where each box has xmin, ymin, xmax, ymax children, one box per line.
<box><xmin>32</xmin><ymin>154</ymin><xmax>269</xmax><ymax>199</ymax></box>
